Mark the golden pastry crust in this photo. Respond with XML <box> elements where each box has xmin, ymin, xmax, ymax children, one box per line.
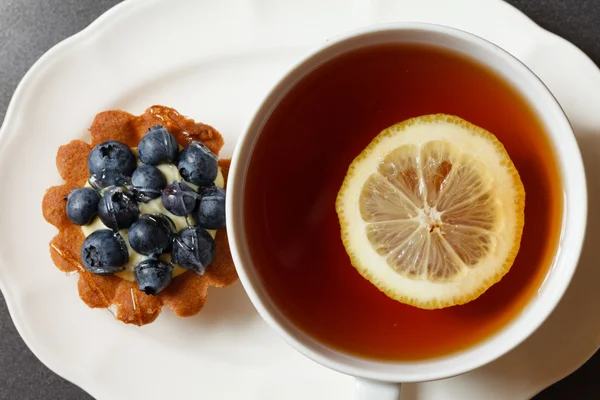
<box><xmin>42</xmin><ymin>105</ymin><xmax>237</xmax><ymax>326</ymax></box>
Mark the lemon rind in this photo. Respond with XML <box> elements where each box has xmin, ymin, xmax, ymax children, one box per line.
<box><xmin>336</xmin><ymin>114</ymin><xmax>525</xmax><ymax>309</ymax></box>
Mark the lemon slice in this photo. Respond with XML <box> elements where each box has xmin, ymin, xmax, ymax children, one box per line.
<box><xmin>336</xmin><ymin>114</ymin><xmax>525</xmax><ymax>309</ymax></box>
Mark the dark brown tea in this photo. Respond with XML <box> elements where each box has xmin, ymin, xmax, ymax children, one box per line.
<box><xmin>244</xmin><ymin>44</ymin><xmax>563</xmax><ymax>360</ymax></box>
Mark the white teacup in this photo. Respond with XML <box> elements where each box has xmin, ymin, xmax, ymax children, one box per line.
<box><xmin>226</xmin><ymin>23</ymin><xmax>587</xmax><ymax>399</ymax></box>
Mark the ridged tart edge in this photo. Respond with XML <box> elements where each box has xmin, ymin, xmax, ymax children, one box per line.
<box><xmin>41</xmin><ymin>105</ymin><xmax>237</xmax><ymax>326</ymax></box>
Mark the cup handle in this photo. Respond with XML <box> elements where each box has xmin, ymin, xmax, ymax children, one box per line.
<box><xmin>355</xmin><ymin>378</ymin><xmax>402</xmax><ymax>400</ymax></box>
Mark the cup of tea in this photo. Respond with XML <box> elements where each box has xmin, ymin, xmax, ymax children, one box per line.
<box><xmin>226</xmin><ymin>23</ymin><xmax>586</xmax><ymax>399</ymax></box>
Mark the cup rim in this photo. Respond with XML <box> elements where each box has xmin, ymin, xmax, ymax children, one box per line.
<box><xmin>226</xmin><ymin>22</ymin><xmax>587</xmax><ymax>382</ymax></box>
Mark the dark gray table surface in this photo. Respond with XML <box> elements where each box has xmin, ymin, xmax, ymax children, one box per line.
<box><xmin>1</xmin><ymin>0</ymin><xmax>599</xmax><ymax>398</ymax></box>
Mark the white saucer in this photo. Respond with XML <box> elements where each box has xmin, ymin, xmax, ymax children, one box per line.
<box><xmin>0</xmin><ymin>0</ymin><xmax>599</xmax><ymax>399</ymax></box>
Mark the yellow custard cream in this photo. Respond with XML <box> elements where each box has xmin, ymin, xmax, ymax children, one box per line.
<box><xmin>82</xmin><ymin>148</ymin><xmax>224</xmax><ymax>281</ymax></box>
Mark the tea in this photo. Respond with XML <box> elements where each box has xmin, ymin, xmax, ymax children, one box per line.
<box><xmin>244</xmin><ymin>44</ymin><xmax>562</xmax><ymax>361</ymax></box>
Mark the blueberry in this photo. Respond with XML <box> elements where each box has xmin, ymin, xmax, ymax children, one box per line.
<box><xmin>88</xmin><ymin>140</ymin><xmax>136</xmax><ymax>189</ymax></box>
<box><xmin>128</xmin><ymin>214</ymin><xmax>175</xmax><ymax>256</ymax></box>
<box><xmin>135</xmin><ymin>259</ymin><xmax>173</xmax><ymax>295</ymax></box>
<box><xmin>98</xmin><ymin>187</ymin><xmax>139</xmax><ymax>230</ymax></box>
<box><xmin>138</xmin><ymin>125</ymin><xmax>179</xmax><ymax>165</ymax></box>
<box><xmin>178</xmin><ymin>141</ymin><xmax>218</xmax><ymax>186</ymax></box>
<box><xmin>172</xmin><ymin>227</ymin><xmax>215</xmax><ymax>274</ymax></box>
<box><xmin>66</xmin><ymin>188</ymin><xmax>101</xmax><ymax>225</ymax></box>
<box><xmin>81</xmin><ymin>230</ymin><xmax>128</xmax><ymax>275</ymax></box>
<box><xmin>161</xmin><ymin>181</ymin><xmax>198</xmax><ymax>217</ymax></box>
<box><xmin>131</xmin><ymin>165</ymin><xmax>167</xmax><ymax>202</ymax></box>
<box><xmin>195</xmin><ymin>186</ymin><xmax>226</xmax><ymax>229</ymax></box>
